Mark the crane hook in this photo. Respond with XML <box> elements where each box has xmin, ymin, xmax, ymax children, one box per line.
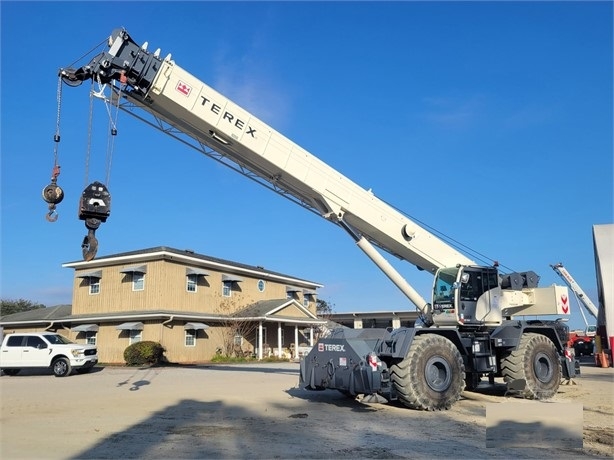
<box><xmin>82</xmin><ymin>227</ymin><xmax>99</xmax><ymax>261</ymax></box>
<box><xmin>42</xmin><ymin>165</ymin><xmax>64</xmax><ymax>222</ymax></box>
<box><xmin>78</xmin><ymin>182</ymin><xmax>111</xmax><ymax>261</ymax></box>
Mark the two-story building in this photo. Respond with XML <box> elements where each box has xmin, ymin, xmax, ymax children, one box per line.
<box><xmin>1</xmin><ymin>246</ymin><xmax>326</xmax><ymax>364</ymax></box>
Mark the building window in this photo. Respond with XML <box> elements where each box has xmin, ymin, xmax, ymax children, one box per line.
<box><xmin>129</xmin><ymin>330</ymin><xmax>142</xmax><ymax>344</ymax></box>
<box><xmin>185</xmin><ymin>330</ymin><xmax>196</xmax><ymax>347</ymax></box>
<box><xmin>89</xmin><ymin>277</ymin><xmax>100</xmax><ymax>295</ymax></box>
<box><xmin>132</xmin><ymin>273</ymin><xmax>145</xmax><ymax>291</ymax></box>
<box><xmin>303</xmin><ymin>295</ymin><xmax>310</xmax><ymax>307</ymax></box>
<box><xmin>187</xmin><ymin>274</ymin><xmax>197</xmax><ymax>293</ymax></box>
<box><xmin>257</xmin><ymin>280</ymin><xmax>265</xmax><ymax>292</ymax></box>
<box><xmin>222</xmin><ymin>280</ymin><xmax>232</xmax><ymax>297</ymax></box>
<box><xmin>85</xmin><ymin>332</ymin><xmax>97</xmax><ymax>345</ymax></box>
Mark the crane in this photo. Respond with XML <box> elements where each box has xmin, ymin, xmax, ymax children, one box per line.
<box><xmin>551</xmin><ymin>263</ymin><xmax>598</xmax><ymax>341</ymax></box>
<box><xmin>550</xmin><ymin>263</ymin><xmax>598</xmax><ymax>320</ymax></box>
<box><xmin>55</xmin><ymin>28</ymin><xmax>577</xmax><ymax>410</ymax></box>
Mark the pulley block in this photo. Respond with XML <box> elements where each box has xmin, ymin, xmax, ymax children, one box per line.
<box><xmin>78</xmin><ymin>181</ymin><xmax>111</xmax><ymax>261</ymax></box>
<box><xmin>79</xmin><ymin>181</ymin><xmax>111</xmax><ymax>222</ymax></box>
<box><xmin>42</xmin><ymin>183</ymin><xmax>65</xmax><ymax>222</ymax></box>
<box><xmin>42</xmin><ymin>183</ymin><xmax>65</xmax><ymax>206</ymax></box>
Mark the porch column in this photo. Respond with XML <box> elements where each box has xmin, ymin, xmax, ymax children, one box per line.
<box><xmin>294</xmin><ymin>325</ymin><xmax>299</xmax><ymax>360</ymax></box>
<box><xmin>258</xmin><ymin>321</ymin><xmax>263</xmax><ymax>360</ymax></box>
<box><xmin>277</xmin><ymin>322</ymin><xmax>282</xmax><ymax>358</ymax></box>
<box><xmin>310</xmin><ymin>327</ymin><xmax>314</xmax><ymax>346</ymax></box>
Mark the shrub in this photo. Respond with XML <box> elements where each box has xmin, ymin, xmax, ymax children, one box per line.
<box><xmin>123</xmin><ymin>341</ymin><xmax>165</xmax><ymax>366</ymax></box>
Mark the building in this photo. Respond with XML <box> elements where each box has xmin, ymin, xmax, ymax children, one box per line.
<box><xmin>0</xmin><ymin>247</ymin><xmax>326</xmax><ymax>364</ymax></box>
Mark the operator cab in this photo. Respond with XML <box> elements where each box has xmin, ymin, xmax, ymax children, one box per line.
<box><xmin>432</xmin><ymin>266</ymin><xmax>500</xmax><ymax>327</ymax></box>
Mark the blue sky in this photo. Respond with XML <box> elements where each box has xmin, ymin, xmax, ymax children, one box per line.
<box><xmin>1</xmin><ymin>1</ymin><xmax>612</xmax><ymax>331</ymax></box>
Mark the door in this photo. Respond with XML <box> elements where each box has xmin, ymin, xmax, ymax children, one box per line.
<box><xmin>21</xmin><ymin>335</ymin><xmax>50</xmax><ymax>366</ymax></box>
<box><xmin>1</xmin><ymin>335</ymin><xmax>26</xmax><ymax>367</ymax></box>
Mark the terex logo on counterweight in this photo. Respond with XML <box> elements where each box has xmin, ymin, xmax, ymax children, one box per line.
<box><xmin>318</xmin><ymin>343</ymin><xmax>345</xmax><ymax>352</ymax></box>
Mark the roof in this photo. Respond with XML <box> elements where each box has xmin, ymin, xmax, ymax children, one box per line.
<box><xmin>62</xmin><ymin>246</ymin><xmax>322</xmax><ymax>289</ymax></box>
<box><xmin>235</xmin><ymin>299</ymin><xmax>325</xmax><ymax>324</ymax></box>
<box><xmin>0</xmin><ymin>306</ymin><xmax>325</xmax><ymax>326</ymax></box>
<box><xmin>0</xmin><ymin>305</ymin><xmax>72</xmax><ymax>323</ymax></box>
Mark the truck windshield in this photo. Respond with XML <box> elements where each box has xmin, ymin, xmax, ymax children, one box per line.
<box><xmin>433</xmin><ymin>267</ymin><xmax>459</xmax><ymax>303</ymax></box>
<box><xmin>43</xmin><ymin>334</ymin><xmax>74</xmax><ymax>345</ymax></box>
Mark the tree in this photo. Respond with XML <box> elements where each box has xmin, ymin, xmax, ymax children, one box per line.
<box><xmin>215</xmin><ymin>296</ymin><xmax>258</xmax><ymax>358</ymax></box>
<box><xmin>1</xmin><ymin>299</ymin><xmax>46</xmax><ymax>317</ymax></box>
<box><xmin>316</xmin><ymin>299</ymin><xmax>335</xmax><ymax>316</ymax></box>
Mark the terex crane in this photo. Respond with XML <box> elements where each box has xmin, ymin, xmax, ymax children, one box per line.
<box><xmin>56</xmin><ymin>29</ymin><xmax>576</xmax><ymax>410</ymax></box>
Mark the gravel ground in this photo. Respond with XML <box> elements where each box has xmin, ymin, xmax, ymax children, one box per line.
<box><xmin>0</xmin><ymin>357</ymin><xmax>612</xmax><ymax>459</ymax></box>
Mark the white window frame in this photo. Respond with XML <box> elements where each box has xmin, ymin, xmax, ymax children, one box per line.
<box><xmin>186</xmin><ymin>274</ymin><xmax>197</xmax><ymax>293</ymax></box>
<box><xmin>89</xmin><ymin>277</ymin><xmax>100</xmax><ymax>295</ymax></box>
<box><xmin>222</xmin><ymin>280</ymin><xmax>232</xmax><ymax>297</ymax></box>
<box><xmin>303</xmin><ymin>295</ymin><xmax>310</xmax><ymax>307</ymax></box>
<box><xmin>129</xmin><ymin>330</ymin><xmax>142</xmax><ymax>344</ymax></box>
<box><xmin>85</xmin><ymin>332</ymin><xmax>97</xmax><ymax>345</ymax></box>
<box><xmin>257</xmin><ymin>280</ymin><xmax>266</xmax><ymax>292</ymax></box>
<box><xmin>132</xmin><ymin>273</ymin><xmax>145</xmax><ymax>291</ymax></box>
<box><xmin>185</xmin><ymin>330</ymin><xmax>196</xmax><ymax>347</ymax></box>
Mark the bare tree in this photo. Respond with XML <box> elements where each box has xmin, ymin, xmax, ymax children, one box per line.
<box><xmin>215</xmin><ymin>296</ymin><xmax>258</xmax><ymax>358</ymax></box>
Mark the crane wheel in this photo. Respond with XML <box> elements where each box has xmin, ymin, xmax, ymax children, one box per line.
<box><xmin>390</xmin><ymin>334</ymin><xmax>465</xmax><ymax>411</ymax></box>
<box><xmin>500</xmin><ymin>333</ymin><xmax>561</xmax><ymax>400</ymax></box>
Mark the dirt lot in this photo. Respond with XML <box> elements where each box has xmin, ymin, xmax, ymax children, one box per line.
<box><xmin>1</xmin><ymin>357</ymin><xmax>612</xmax><ymax>459</ymax></box>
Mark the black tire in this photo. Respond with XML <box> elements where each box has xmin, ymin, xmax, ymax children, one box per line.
<box><xmin>52</xmin><ymin>357</ymin><xmax>72</xmax><ymax>377</ymax></box>
<box><xmin>500</xmin><ymin>333</ymin><xmax>561</xmax><ymax>400</ymax></box>
<box><xmin>390</xmin><ymin>334</ymin><xmax>465</xmax><ymax>411</ymax></box>
<box><xmin>2</xmin><ymin>369</ymin><xmax>20</xmax><ymax>376</ymax></box>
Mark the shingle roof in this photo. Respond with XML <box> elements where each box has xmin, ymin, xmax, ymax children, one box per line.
<box><xmin>64</xmin><ymin>246</ymin><xmax>322</xmax><ymax>287</ymax></box>
<box><xmin>0</xmin><ymin>305</ymin><xmax>72</xmax><ymax>322</ymax></box>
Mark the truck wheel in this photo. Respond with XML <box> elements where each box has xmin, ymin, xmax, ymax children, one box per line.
<box><xmin>500</xmin><ymin>333</ymin><xmax>561</xmax><ymax>400</ymax></box>
<box><xmin>390</xmin><ymin>334</ymin><xmax>465</xmax><ymax>411</ymax></box>
<box><xmin>52</xmin><ymin>357</ymin><xmax>72</xmax><ymax>377</ymax></box>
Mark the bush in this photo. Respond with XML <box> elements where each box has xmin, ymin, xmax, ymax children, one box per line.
<box><xmin>123</xmin><ymin>341</ymin><xmax>165</xmax><ymax>366</ymax></box>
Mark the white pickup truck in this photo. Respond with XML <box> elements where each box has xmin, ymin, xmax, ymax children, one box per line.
<box><xmin>0</xmin><ymin>332</ymin><xmax>98</xmax><ymax>377</ymax></box>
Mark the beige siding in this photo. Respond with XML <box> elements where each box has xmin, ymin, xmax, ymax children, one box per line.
<box><xmin>278</xmin><ymin>303</ymin><xmax>307</xmax><ymax>318</ymax></box>
<box><xmin>72</xmin><ymin>261</ymin><xmax>314</xmax><ymax>316</ymax></box>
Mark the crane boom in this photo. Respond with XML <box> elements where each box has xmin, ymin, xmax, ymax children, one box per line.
<box><xmin>61</xmin><ymin>28</ymin><xmax>477</xmax><ymax>314</ymax></box>
<box><xmin>551</xmin><ymin>263</ymin><xmax>598</xmax><ymax>319</ymax></box>
<box><xmin>64</xmin><ymin>29</ymin><xmax>474</xmax><ymax>274</ymax></box>
<box><xmin>59</xmin><ymin>28</ymin><xmax>570</xmax><ymax>327</ymax></box>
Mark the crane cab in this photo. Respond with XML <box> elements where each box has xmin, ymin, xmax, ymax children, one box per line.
<box><xmin>432</xmin><ymin>266</ymin><xmax>502</xmax><ymax>327</ymax></box>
